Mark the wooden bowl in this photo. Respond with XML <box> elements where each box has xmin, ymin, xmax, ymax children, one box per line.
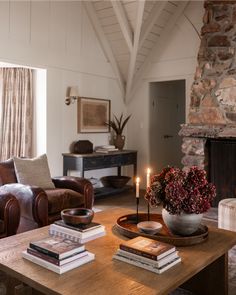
<box><xmin>61</xmin><ymin>208</ymin><xmax>94</xmax><ymax>225</ymax></box>
<box><xmin>100</xmin><ymin>176</ymin><xmax>131</xmax><ymax>188</ymax></box>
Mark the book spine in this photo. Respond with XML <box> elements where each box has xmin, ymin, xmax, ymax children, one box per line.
<box><xmin>119</xmin><ymin>244</ymin><xmax>157</xmax><ymax>261</ymax></box>
<box><xmin>29</xmin><ymin>243</ymin><xmax>60</xmax><ymax>259</ymax></box>
<box><xmin>49</xmin><ymin>229</ymin><xmax>82</xmax><ymax>243</ymax></box>
<box><xmin>50</xmin><ymin>224</ymin><xmax>105</xmax><ymax>239</ymax></box>
<box><xmin>113</xmin><ymin>254</ymin><xmax>161</xmax><ymax>274</ymax></box>
<box><xmin>27</xmin><ymin>248</ymin><xmax>60</xmax><ymax>266</ymax></box>
<box><xmin>117</xmin><ymin>249</ymin><xmax>179</xmax><ymax>268</ymax></box>
<box><xmin>49</xmin><ymin>229</ymin><xmax>106</xmax><ymax>244</ymax></box>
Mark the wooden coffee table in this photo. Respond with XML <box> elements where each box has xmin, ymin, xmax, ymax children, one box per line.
<box><xmin>0</xmin><ymin>207</ymin><xmax>236</xmax><ymax>295</ymax></box>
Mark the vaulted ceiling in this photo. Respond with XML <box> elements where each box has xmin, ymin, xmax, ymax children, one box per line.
<box><xmin>84</xmin><ymin>1</ymin><xmax>189</xmax><ymax>101</ymax></box>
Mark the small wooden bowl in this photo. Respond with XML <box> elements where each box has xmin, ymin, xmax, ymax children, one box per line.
<box><xmin>61</xmin><ymin>208</ymin><xmax>94</xmax><ymax>225</ymax></box>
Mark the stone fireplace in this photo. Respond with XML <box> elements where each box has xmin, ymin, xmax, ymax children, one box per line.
<box><xmin>179</xmin><ymin>0</ymin><xmax>236</xmax><ymax>206</ymax></box>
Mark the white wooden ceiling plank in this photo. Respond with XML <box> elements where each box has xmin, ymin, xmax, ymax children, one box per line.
<box><xmin>142</xmin><ymin>39</ymin><xmax>155</xmax><ymax>49</ymax></box>
<box><xmin>106</xmin><ymin>31</ymin><xmax>124</xmax><ymax>41</ymax></box>
<box><xmin>146</xmin><ymin>32</ymin><xmax>159</xmax><ymax>43</ymax></box>
<box><xmin>139</xmin><ymin>2</ymin><xmax>167</xmax><ymax>49</ymax></box>
<box><xmin>151</xmin><ymin>26</ymin><xmax>162</xmax><ymax>35</ymax></box>
<box><xmin>125</xmin><ymin>0</ymin><xmax>145</xmax><ymax>100</ymax></box>
<box><xmin>83</xmin><ymin>1</ymin><xmax>125</xmax><ymax>98</ymax></box>
<box><xmin>122</xmin><ymin>1</ymin><xmax>138</xmax><ymax>12</ymax></box>
<box><xmin>155</xmin><ymin>10</ymin><xmax>174</xmax><ymax>26</ymax></box>
<box><xmin>100</xmin><ymin>15</ymin><xmax>119</xmax><ymax>26</ymax></box>
<box><xmin>111</xmin><ymin>0</ymin><xmax>133</xmax><ymax>53</ymax></box>
<box><xmin>93</xmin><ymin>1</ymin><xmax>112</xmax><ymax>11</ymax></box>
<box><xmin>111</xmin><ymin>44</ymin><xmax>130</xmax><ymax>56</ymax></box>
<box><xmin>129</xmin><ymin>1</ymin><xmax>189</xmax><ymax>102</ymax></box>
<box><xmin>164</xmin><ymin>1</ymin><xmax>179</xmax><ymax>14</ymax></box>
<box><xmin>116</xmin><ymin>53</ymin><xmax>130</xmax><ymax>61</ymax></box>
<box><xmin>97</xmin><ymin>7</ymin><xmax>115</xmax><ymax>18</ymax></box>
<box><xmin>103</xmin><ymin>23</ymin><xmax>121</xmax><ymax>34</ymax></box>
<box><xmin>138</xmin><ymin>47</ymin><xmax>150</xmax><ymax>56</ymax></box>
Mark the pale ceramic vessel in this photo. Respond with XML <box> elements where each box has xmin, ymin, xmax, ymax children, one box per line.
<box><xmin>162</xmin><ymin>208</ymin><xmax>203</xmax><ymax>236</ymax></box>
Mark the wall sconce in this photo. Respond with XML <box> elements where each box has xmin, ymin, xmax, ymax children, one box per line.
<box><xmin>65</xmin><ymin>86</ymin><xmax>79</xmax><ymax>105</ymax></box>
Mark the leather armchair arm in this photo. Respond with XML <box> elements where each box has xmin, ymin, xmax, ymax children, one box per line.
<box><xmin>0</xmin><ymin>193</ymin><xmax>20</xmax><ymax>236</ymax></box>
<box><xmin>52</xmin><ymin>176</ymin><xmax>94</xmax><ymax>209</ymax></box>
<box><xmin>0</xmin><ymin>184</ymin><xmax>48</xmax><ymax>228</ymax></box>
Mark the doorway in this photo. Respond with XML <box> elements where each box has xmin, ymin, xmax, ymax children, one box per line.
<box><xmin>149</xmin><ymin>80</ymin><xmax>185</xmax><ymax>173</ymax></box>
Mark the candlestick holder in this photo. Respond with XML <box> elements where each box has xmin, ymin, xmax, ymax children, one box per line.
<box><xmin>147</xmin><ymin>203</ymin><xmax>150</xmax><ymax>221</ymax></box>
<box><xmin>136</xmin><ymin>198</ymin><xmax>139</xmax><ymax>224</ymax></box>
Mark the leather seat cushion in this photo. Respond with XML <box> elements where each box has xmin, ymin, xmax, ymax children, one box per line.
<box><xmin>46</xmin><ymin>189</ymin><xmax>84</xmax><ymax>215</ymax></box>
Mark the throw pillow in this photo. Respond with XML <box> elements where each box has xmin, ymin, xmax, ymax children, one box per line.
<box><xmin>13</xmin><ymin>154</ymin><xmax>55</xmax><ymax>189</ymax></box>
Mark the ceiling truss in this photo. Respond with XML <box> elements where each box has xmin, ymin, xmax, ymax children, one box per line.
<box><xmin>84</xmin><ymin>0</ymin><xmax>189</xmax><ymax>102</ymax></box>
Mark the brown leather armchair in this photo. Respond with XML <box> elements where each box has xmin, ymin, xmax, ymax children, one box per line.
<box><xmin>0</xmin><ymin>192</ymin><xmax>20</xmax><ymax>237</ymax></box>
<box><xmin>0</xmin><ymin>159</ymin><xmax>94</xmax><ymax>233</ymax></box>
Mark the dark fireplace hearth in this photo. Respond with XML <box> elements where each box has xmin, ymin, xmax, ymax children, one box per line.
<box><xmin>179</xmin><ymin>124</ymin><xmax>236</xmax><ymax>207</ymax></box>
<box><xmin>207</xmin><ymin>138</ymin><xmax>236</xmax><ymax>207</ymax></box>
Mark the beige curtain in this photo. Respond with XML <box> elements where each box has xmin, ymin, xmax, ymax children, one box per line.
<box><xmin>0</xmin><ymin>68</ymin><xmax>33</xmax><ymax>161</ymax></box>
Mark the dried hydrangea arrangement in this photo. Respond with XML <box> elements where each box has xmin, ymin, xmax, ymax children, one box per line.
<box><xmin>145</xmin><ymin>166</ymin><xmax>216</xmax><ymax>215</ymax></box>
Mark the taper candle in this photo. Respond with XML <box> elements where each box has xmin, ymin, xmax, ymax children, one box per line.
<box><xmin>136</xmin><ymin>177</ymin><xmax>140</xmax><ymax>198</ymax></box>
<box><xmin>146</xmin><ymin>168</ymin><xmax>151</xmax><ymax>188</ymax></box>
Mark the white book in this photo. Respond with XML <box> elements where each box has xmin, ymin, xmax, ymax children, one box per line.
<box><xmin>116</xmin><ymin>249</ymin><xmax>179</xmax><ymax>268</ymax></box>
<box><xmin>95</xmin><ymin>148</ymin><xmax>118</xmax><ymax>153</ymax></box>
<box><xmin>49</xmin><ymin>228</ymin><xmax>106</xmax><ymax>244</ymax></box>
<box><xmin>113</xmin><ymin>254</ymin><xmax>181</xmax><ymax>274</ymax></box>
<box><xmin>49</xmin><ymin>223</ymin><xmax>105</xmax><ymax>239</ymax></box>
<box><xmin>22</xmin><ymin>250</ymin><xmax>95</xmax><ymax>274</ymax></box>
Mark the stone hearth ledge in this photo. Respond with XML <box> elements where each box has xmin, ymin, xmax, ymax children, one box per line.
<box><xmin>179</xmin><ymin>124</ymin><xmax>236</xmax><ymax>139</ymax></box>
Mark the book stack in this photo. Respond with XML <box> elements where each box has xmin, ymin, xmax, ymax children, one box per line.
<box><xmin>94</xmin><ymin>145</ymin><xmax>118</xmax><ymax>153</ymax></box>
<box><xmin>113</xmin><ymin>236</ymin><xmax>181</xmax><ymax>274</ymax></box>
<box><xmin>22</xmin><ymin>236</ymin><xmax>95</xmax><ymax>274</ymax></box>
<box><xmin>49</xmin><ymin>220</ymin><xmax>106</xmax><ymax>244</ymax></box>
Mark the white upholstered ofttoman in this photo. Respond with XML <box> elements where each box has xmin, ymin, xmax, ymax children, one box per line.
<box><xmin>13</xmin><ymin>154</ymin><xmax>55</xmax><ymax>189</ymax></box>
<box><xmin>218</xmin><ymin>198</ymin><xmax>236</xmax><ymax>231</ymax></box>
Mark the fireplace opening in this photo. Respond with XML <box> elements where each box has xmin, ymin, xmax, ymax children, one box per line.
<box><xmin>206</xmin><ymin>139</ymin><xmax>236</xmax><ymax>207</ymax></box>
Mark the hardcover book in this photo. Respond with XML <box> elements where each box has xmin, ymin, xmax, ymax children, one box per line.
<box><xmin>27</xmin><ymin>248</ymin><xmax>88</xmax><ymax>266</ymax></box>
<box><xmin>49</xmin><ymin>228</ymin><xmax>106</xmax><ymax>244</ymax></box>
<box><xmin>22</xmin><ymin>250</ymin><xmax>95</xmax><ymax>274</ymax></box>
<box><xmin>113</xmin><ymin>253</ymin><xmax>181</xmax><ymax>274</ymax></box>
<box><xmin>54</xmin><ymin>220</ymin><xmax>103</xmax><ymax>233</ymax></box>
<box><xmin>29</xmin><ymin>236</ymin><xmax>85</xmax><ymax>260</ymax></box>
<box><xmin>119</xmin><ymin>236</ymin><xmax>176</xmax><ymax>261</ymax></box>
<box><xmin>116</xmin><ymin>249</ymin><xmax>179</xmax><ymax>268</ymax></box>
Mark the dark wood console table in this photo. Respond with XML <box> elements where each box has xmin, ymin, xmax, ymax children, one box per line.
<box><xmin>62</xmin><ymin>150</ymin><xmax>137</xmax><ymax>197</ymax></box>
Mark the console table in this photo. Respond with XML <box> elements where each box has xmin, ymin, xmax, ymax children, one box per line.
<box><xmin>62</xmin><ymin>150</ymin><xmax>137</xmax><ymax>196</ymax></box>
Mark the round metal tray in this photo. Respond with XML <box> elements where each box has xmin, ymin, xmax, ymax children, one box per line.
<box><xmin>115</xmin><ymin>213</ymin><xmax>208</xmax><ymax>247</ymax></box>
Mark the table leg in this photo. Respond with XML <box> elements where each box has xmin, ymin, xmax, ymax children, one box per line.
<box><xmin>180</xmin><ymin>253</ymin><xmax>228</xmax><ymax>295</ymax></box>
<box><xmin>117</xmin><ymin>166</ymin><xmax>121</xmax><ymax>176</ymax></box>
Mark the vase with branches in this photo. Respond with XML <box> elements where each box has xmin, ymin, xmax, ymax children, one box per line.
<box><xmin>106</xmin><ymin>113</ymin><xmax>131</xmax><ymax>150</ymax></box>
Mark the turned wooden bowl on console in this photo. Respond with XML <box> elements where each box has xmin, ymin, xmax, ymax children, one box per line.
<box><xmin>61</xmin><ymin>208</ymin><xmax>94</xmax><ymax>225</ymax></box>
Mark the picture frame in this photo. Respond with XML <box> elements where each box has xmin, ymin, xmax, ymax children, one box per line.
<box><xmin>77</xmin><ymin>97</ymin><xmax>111</xmax><ymax>133</ymax></box>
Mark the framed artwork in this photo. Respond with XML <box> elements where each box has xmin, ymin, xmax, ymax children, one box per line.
<box><xmin>77</xmin><ymin>97</ymin><xmax>111</xmax><ymax>133</ymax></box>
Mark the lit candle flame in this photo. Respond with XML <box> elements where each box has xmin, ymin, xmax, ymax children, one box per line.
<box><xmin>146</xmin><ymin>168</ymin><xmax>151</xmax><ymax>188</ymax></box>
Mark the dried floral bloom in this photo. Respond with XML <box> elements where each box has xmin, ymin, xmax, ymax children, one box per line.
<box><xmin>144</xmin><ymin>166</ymin><xmax>216</xmax><ymax>215</ymax></box>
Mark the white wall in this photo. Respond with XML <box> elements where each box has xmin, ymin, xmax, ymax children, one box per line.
<box><xmin>0</xmin><ymin>1</ymin><xmax>125</xmax><ymax>176</ymax></box>
<box><xmin>127</xmin><ymin>1</ymin><xmax>204</xmax><ymax>187</ymax></box>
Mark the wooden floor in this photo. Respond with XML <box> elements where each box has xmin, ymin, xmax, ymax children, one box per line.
<box><xmin>94</xmin><ymin>189</ymin><xmax>162</xmax><ymax>213</ymax></box>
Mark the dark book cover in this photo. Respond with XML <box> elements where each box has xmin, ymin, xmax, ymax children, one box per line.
<box><xmin>27</xmin><ymin>247</ymin><xmax>88</xmax><ymax>266</ymax></box>
<box><xmin>54</xmin><ymin>220</ymin><xmax>102</xmax><ymax>233</ymax></box>
<box><xmin>29</xmin><ymin>236</ymin><xmax>85</xmax><ymax>260</ymax></box>
<box><xmin>120</xmin><ymin>236</ymin><xmax>175</xmax><ymax>261</ymax></box>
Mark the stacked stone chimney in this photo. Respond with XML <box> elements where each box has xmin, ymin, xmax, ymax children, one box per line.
<box><xmin>180</xmin><ymin>0</ymin><xmax>236</xmax><ymax>170</ymax></box>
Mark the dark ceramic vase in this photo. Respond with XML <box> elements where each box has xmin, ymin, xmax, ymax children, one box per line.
<box><xmin>114</xmin><ymin>134</ymin><xmax>125</xmax><ymax>150</ymax></box>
